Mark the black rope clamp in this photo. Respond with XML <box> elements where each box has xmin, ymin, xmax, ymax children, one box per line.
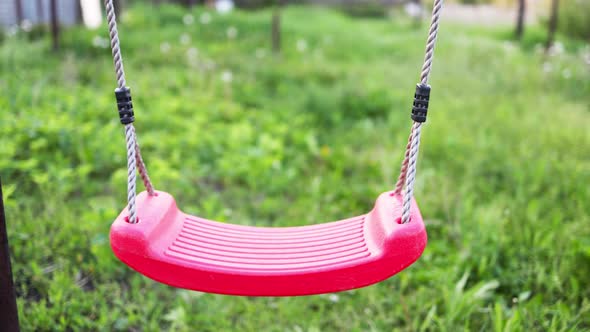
<box><xmin>411</xmin><ymin>84</ymin><xmax>431</xmax><ymax>123</ymax></box>
<box><xmin>114</xmin><ymin>87</ymin><xmax>135</xmax><ymax>125</ymax></box>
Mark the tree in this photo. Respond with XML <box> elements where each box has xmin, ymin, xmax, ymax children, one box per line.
<box><xmin>0</xmin><ymin>178</ymin><xmax>20</xmax><ymax>332</ymax></box>
<box><xmin>412</xmin><ymin>0</ymin><xmax>423</xmax><ymax>27</ymax></box>
<box><xmin>546</xmin><ymin>0</ymin><xmax>559</xmax><ymax>51</ymax></box>
<box><xmin>271</xmin><ymin>0</ymin><xmax>286</xmax><ymax>54</ymax></box>
<box><xmin>113</xmin><ymin>0</ymin><xmax>123</xmax><ymax>21</ymax></box>
<box><xmin>515</xmin><ymin>0</ymin><xmax>525</xmax><ymax>40</ymax></box>
<box><xmin>15</xmin><ymin>0</ymin><xmax>23</xmax><ymax>25</ymax></box>
<box><xmin>37</xmin><ymin>0</ymin><xmax>45</xmax><ymax>23</ymax></box>
<box><xmin>50</xmin><ymin>0</ymin><xmax>59</xmax><ymax>51</ymax></box>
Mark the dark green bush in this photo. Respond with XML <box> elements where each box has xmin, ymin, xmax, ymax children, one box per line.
<box><xmin>338</xmin><ymin>2</ymin><xmax>388</xmax><ymax>18</ymax></box>
<box><xmin>558</xmin><ymin>0</ymin><xmax>590</xmax><ymax>40</ymax></box>
<box><xmin>234</xmin><ymin>0</ymin><xmax>276</xmax><ymax>9</ymax></box>
<box><xmin>455</xmin><ymin>0</ymin><xmax>493</xmax><ymax>5</ymax></box>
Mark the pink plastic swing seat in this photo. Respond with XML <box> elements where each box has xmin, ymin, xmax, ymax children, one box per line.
<box><xmin>110</xmin><ymin>191</ymin><xmax>427</xmax><ymax>296</ymax></box>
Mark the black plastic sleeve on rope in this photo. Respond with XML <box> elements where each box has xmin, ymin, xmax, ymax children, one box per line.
<box><xmin>411</xmin><ymin>84</ymin><xmax>431</xmax><ymax>123</ymax></box>
<box><xmin>114</xmin><ymin>87</ymin><xmax>135</xmax><ymax>125</ymax></box>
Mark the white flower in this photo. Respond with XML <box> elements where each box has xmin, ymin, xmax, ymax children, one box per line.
<box><xmin>226</xmin><ymin>26</ymin><xmax>238</xmax><ymax>39</ymax></box>
<box><xmin>92</xmin><ymin>36</ymin><xmax>109</xmax><ymax>49</ymax></box>
<box><xmin>200</xmin><ymin>13</ymin><xmax>212</xmax><ymax>25</ymax></box>
<box><xmin>183</xmin><ymin>14</ymin><xmax>194</xmax><ymax>25</ymax></box>
<box><xmin>160</xmin><ymin>42</ymin><xmax>171</xmax><ymax>53</ymax></box>
<box><xmin>21</xmin><ymin>19</ymin><xmax>33</xmax><ymax>32</ymax></box>
<box><xmin>404</xmin><ymin>2</ymin><xmax>422</xmax><ymax>18</ymax></box>
<box><xmin>255</xmin><ymin>48</ymin><xmax>266</xmax><ymax>59</ymax></box>
<box><xmin>548</xmin><ymin>41</ymin><xmax>564</xmax><ymax>57</ymax></box>
<box><xmin>296</xmin><ymin>39</ymin><xmax>308</xmax><ymax>53</ymax></box>
<box><xmin>215</xmin><ymin>0</ymin><xmax>234</xmax><ymax>14</ymax></box>
<box><xmin>186</xmin><ymin>48</ymin><xmax>199</xmax><ymax>66</ymax></box>
<box><xmin>221</xmin><ymin>70</ymin><xmax>233</xmax><ymax>83</ymax></box>
<box><xmin>328</xmin><ymin>294</ymin><xmax>339</xmax><ymax>303</ymax></box>
<box><xmin>580</xmin><ymin>46</ymin><xmax>590</xmax><ymax>66</ymax></box>
<box><xmin>187</xmin><ymin>47</ymin><xmax>199</xmax><ymax>59</ymax></box>
<box><xmin>542</xmin><ymin>62</ymin><xmax>552</xmax><ymax>73</ymax></box>
<box><xmin>180</xmin><ymin>33</ymin><xmax>191</xmax><ymax>45</ymax></box>
<box><xmin>502</xmin><ymin>41</ymin><xmax>516</xmax><ymax>53</ymax></box>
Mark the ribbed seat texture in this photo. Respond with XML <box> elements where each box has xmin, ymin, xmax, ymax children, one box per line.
<box><xmin>110</xmin><ymin>191</ymin><xmax>426</xmax><ymax>296</ymax></box>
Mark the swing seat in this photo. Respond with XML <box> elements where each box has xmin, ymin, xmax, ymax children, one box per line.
<box><xmin>110</xmin><ymin>191</ymin><xmax>427</xmax><ymax>296</ymax></box>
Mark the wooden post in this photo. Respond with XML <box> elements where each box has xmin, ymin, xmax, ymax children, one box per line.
<box><xmin>515</xmin><ymin>0</ymin><xmax>525</xmax><ymax>40</ymax></box>
<box><xmin>15</xmin><ymin>0</ymin><xmax>24</xmax><ymax>25</ymax></box>
<box><xmin>0</xmin><ymin>178</ymin><xmax>20</xmax><ymax>332</ymax></box>
<box><xmin>546</xmin><ymin>0</ymin><xmax>559</xmax><ymax>51</ymax></box>
<box><xmin>50</xmin><ymin>0</ymin><xmax>60</xmax><ymax>51</ymax></box>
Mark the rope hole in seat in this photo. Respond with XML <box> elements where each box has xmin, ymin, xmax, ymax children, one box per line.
<box><xmin>124</xmin><ymin>216</ymin><xmax>140</xmax><ymax>224</ymax></box>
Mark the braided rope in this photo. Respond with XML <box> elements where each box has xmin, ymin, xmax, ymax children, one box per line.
<box><xmin>104</xmin><ymin>0</ymin><xmax>155</xmax><ymax>224</ymax></box>
<box><xmin>399</xmin><ymin>0</ymin><xmax>443</xmax><ymax>224</ymax></box>
<box><xmin>124</xmin><ymin>124</ymin><xmax>137</xmax><ymax>223</ymax></box>
<box><xmin>394</xmin><ymin>126</ymin><xmax>413</xmax><ymax>195</ymax></box>
<box><xmin>103</xmin><ymin>0</ymin><xmax>440</xmax><ymax>225</ymax></box>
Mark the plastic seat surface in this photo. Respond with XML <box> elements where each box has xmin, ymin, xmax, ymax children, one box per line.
<box><xmin>110</xmin><ymin>191</ymin><xmax>427</xmax><ymax>296</ymax></box>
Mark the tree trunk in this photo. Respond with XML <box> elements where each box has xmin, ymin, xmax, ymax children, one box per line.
<box><xmin>36</xmin><ymin>0</ymin><xmax>45</xmax><ymax>23</ymax></box>
<box><xmin>271</xmin><ymin>0</ymin><xmax>285</xmax><ymax>54</ymax></box>
<box><xmin>76</xmin><ymin>0</ymin><xmax>83</xmax><ymax>24</ymax></box>
<box><xmin>15</xmin><ymin>0</ymin><xmax>23</xmax><ymax>25</ymax></box>
<box><xmin>113</xmin><ymin>0</ymin><xmax>123</xmax><ymax>21</ymax></box>
<box><xmin>413</xmin><ymin>0</ymin><xmax>422</xmax><ymax>27</ymax></box>
<box><xmin>50</xmin><ymin>0</ymin><xmax>59</xmax><ymax>51</ymax></box>
<box><xmin>546</xmin><ymin>0</ymin><xmax>559</xmax><ymax>51</ymax></box>
<box><xmin>271</xmin><ymin>10</ymin><xmax>281</xmax><ymax>54</ymax></box>
<box><xmin>515</xmin><ymin>0</ymin><xmax>525</xmax><ymax>40</ymax></box>
<box><xmin>0</xmin><ymin>178</ymin><xmax>21</xmax><ymax>332</ymax></box>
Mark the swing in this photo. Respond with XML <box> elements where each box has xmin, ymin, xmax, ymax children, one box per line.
<box><xmin>104</xmin><ymin>0</ymin><xmax>444</xmax><ymax>296</ymax></box>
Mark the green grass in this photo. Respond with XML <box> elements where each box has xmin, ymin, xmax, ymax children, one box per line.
<box><xmin>1</xmin><ymin>4</ymin><xmax>589</xmax><ymax>331</ymax></box>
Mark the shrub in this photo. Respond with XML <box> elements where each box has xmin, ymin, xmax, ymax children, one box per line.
<box><xmin>558</xmin><ymin>0</ymin><xmax>590</xmax><ymax>40</ymax></box>
<box><xmin>338</xmin><ymin>2</ymin><xmax>389</xmax><ymax>18</ymax></box>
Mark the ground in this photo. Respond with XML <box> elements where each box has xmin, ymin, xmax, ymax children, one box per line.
<box><xmin>0</xmin><ymin>4</ymin><xmax>589</xmax><ymax>331</ymax></box>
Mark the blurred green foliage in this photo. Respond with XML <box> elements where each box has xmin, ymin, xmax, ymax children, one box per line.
<box><xmin>338</xmin><ymin>1</ymin><xmax>390</xmax><ymax>18</ymax></box>
<box><xmin>559</xmin><ymin>0</ymin><xmax>590</xmax><ymax>40</ymax></box>
<box><xmin>0</xmin><ymin>4</ymin><xmax>589</xmax><ymax>331</ymax></box>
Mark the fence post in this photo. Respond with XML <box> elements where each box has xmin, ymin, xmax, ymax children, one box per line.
<box><xmin>0</xmin><ymin>178</ymin><xmax>20</xmax><ymax>332</ymax></box>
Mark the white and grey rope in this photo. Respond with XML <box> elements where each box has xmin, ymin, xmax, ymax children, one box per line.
<box><xmin>104</xmin><ymin>0</ymin><xmax>441</xmax><ymax>225</ymax></box>
<box><xmin>105</xmin><ymin>0</ymin><xmax>155</xmax><ymax>224</ymax></box>
<box><xmin>398</xmin><ymin>0</ymin><xmax>443</xmax><ymax>224</ymax></box>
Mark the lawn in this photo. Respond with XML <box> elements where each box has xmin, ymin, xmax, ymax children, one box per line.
<box><xmin>1</xmin><ymin>4</ymin><xmax>589</xmax><ymax>331</ymax></box>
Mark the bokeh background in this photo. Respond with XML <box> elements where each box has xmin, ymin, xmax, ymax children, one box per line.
<box><xmin>1</xmin><ymin>0</ymin><xmax>589</xmax><ymax>330</ymax></box>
